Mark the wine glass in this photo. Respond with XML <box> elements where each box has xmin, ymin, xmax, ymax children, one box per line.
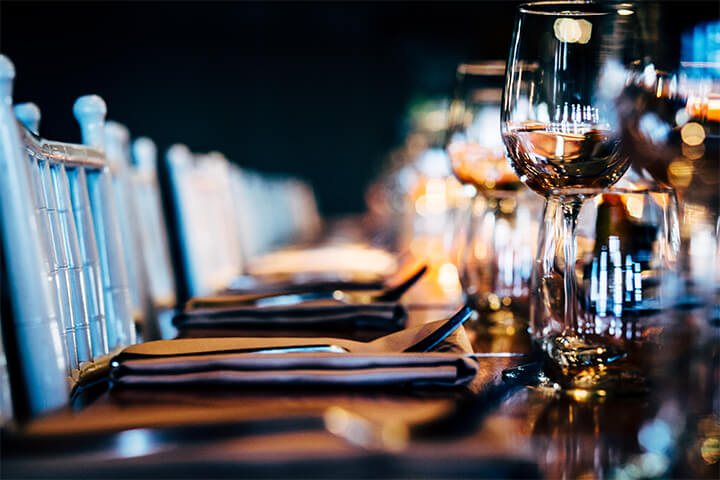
<box><xmin>617</xmin><ymin>60</ymin><xmax>720</xmax><ymax>318</ymax></box>
<box><xmin>446</xmin><ymin>61</ymin><xmax>542</xmax><ymax>331</ymax></box>
<box><xmin>501</xmin><ymin>2</ymin><xmax>642</xmax><ymax>369</ymax></box>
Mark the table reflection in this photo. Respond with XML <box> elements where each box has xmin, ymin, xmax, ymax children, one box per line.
<box><xmin>508</xmin><ymin>308</ymin><xmax>719</xmax><ymax>479</ymax></box>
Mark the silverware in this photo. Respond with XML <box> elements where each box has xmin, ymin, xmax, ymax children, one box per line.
<box><xmin>402</xmin><ymin>305</ymin><xmax>471</xmax><ymax>352</ymax></box>
<box><xmin>224</xmin><ymin>305</ymin><xmax>474</xmax><ymax>354</ymax></box>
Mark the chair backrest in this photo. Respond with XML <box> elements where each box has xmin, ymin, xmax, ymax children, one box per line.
<box><xmin>229</xmin><ymin>169</ymin><xmax>321</xmax><ymax>259</ymax></box>
<box><xmin>0</xmin><ymin>54</ymin><xmax>139</xmax><ymax>419</ymax></box>
<box><xmin>0</xmin><ymin>311</ymin><xmax>12</xmax><ymax>423</ymax></box>
<box><xmin>104</xmin><ymin>121</ymin><xmax>154</xmax><ymax>335</ymax></box>
<box><xmin>129</xmin><ymin>137</ymin><xmax>176</xmax><ymax>312</ymax></box>
<box><xmin>164</xmin><ymin>145</ymin><xmax>243</xmax><ymax>299</ymax></box>
<box><xmin>71</xmin><ymin>97</ymin><xmax>136</xmax><ymax>352</ymax></box>
<box><xmin>0</xmin><ymin>55</ymin><xmax>69</xmax><ymax>418</ymax></box>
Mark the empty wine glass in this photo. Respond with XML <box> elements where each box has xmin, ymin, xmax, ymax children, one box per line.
<box><xmin>617</xmin><ymin>57</ymin><xmax>720</xmax><ymax>318</ymax></box>
<box><xmin>446</xmin><ymin>61</ymin><xmax>542</xmax><ymax>330</ymax></box>
<box><xmin>502</xmin><ymin>2</ymin><xmax>643</xmax><ymax>373</ymax></box>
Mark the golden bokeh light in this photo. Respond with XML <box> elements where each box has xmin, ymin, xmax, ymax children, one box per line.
<box><xmin>668</xmin><ymin>159</ymin><xmax>694</xmax><ymax>189</ymax></box>
<box><xmin>680</xmin><ymin>122</ymin><xmax>706</xmax><ymax>146</ymax></box>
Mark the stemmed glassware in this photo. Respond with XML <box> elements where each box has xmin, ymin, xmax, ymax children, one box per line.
<box><xmin>501</xmin><ymin>2</ymin><xmax>643</xmax><ymax>371</ymax></box>
<box><xmin>617</xmin><ymin>60</ymin><xmax>720</xmax><ymax>318</ymax></box>
<box><xmin>446</xmin><ymin>61</ymin><xmax>541</xmax><ymax>331</ymax></box>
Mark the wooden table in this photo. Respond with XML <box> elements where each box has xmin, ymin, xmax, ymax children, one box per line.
<box><xmin>2</xmin><ymin>278</ymin><xmax>718</xmax><ymax>478</ymax></box>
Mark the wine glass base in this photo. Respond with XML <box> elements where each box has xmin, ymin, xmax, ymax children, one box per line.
<box><xmin>465</xmin><ymin>297</ymin><xmax>529</xmax><ymax>332</ymax></box>
<box><xmin>540</xmin><ymin>335</ymin><xmax>649</xmax><ymax>395</ymax></box>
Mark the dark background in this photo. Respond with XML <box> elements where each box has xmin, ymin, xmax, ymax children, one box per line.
<box><xmin>1</xmin><ymin>1</ymin><xmax>716</xmax><ymax>215</ymax></box>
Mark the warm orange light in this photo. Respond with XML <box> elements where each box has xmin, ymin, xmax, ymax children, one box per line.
<box><xmin>448</xmin><ymin>139</ymin><xmax>518</xmax><ymax>191</ymax></box>
<box><xmin>668</xmin><ymin>159</ymin><xmax>694</xmax><ymax>188</ymax></box>
<box><xmin>625</xmin><ymin>195</ymin><xmax>644</xmax><ymax>219</ymax></box>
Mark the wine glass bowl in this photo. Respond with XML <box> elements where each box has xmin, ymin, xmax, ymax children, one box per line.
<box><xmin>617</xmin><ymin>64</ymin><xmax>719</xmax><ymax>191</ymax></box>
<box><xmin>447</xmin><ymin>61</ymin><xmax>521</xmax><ymax>193</ymax></box>
<box><xmin>501</xmin><ymin>2</ymin><xmax>641</xmax><ymax>195</ymax></box>
<box><xmin>502</xmin><ymin>108</ymin><xmax>628</xmax><ymax>194</ymax></box>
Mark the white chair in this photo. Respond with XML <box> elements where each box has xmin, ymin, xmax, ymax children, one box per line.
<box><xmin>104</xmin><ymin>121</ymin><xmax>154</xmax><ymax>336</ymax></box>
<box><xmin>165</xmin><ymin>145</ymin><xmax>243</xmax><ymax>299</ymax></box>
<box><xmin>0</xmin><ymin>54</ymin><xmax>140</xmax><ymax>420</ymax></box>
<box><xmin>72</xmin><ymin>96</ymin><xmax>136</xmax><ymax>351</ymax></box>
<box><xmin>130</xmin><ymin>138</ymin><xmax>176</xmax><ymax>311</ymax></box>
<box><xmin>164</xmin><ymin>143</ymin><xmax>323</xmax><ymax>301</ymax></box>
<box><xmin>0</xmin><ymin>313</ymin><xmax>14</xmax><ymax>423</ymax></box>
<box><xmin>0</xmin><ymin>55</ymin><xmax>69</xmax><ymax>418</ymax></box>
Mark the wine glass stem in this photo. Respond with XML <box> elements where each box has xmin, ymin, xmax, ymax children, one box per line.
<box><xmin>561</xmin><ymin>197</ymin><xmax>582</xmax><ymax>337</ymax></box>
<box><xmin>460</xmin><ymin>194</ymin><xmax>481</xmax><ymax>285</ymax></box>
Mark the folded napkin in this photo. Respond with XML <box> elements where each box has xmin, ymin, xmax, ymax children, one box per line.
<box><xmin>173</xmin><ymin>300</ymin><xmax>407</xmax><ymax>339</ymax></box>
<box><xmin>110</xmin><ymin>352</ymin><xmax>477</xmax><ymax>388</ymax></box>
<box><xmin>215</xmin><ymin>253</ymin><xmax>424</xmax><ymax>303</ymax></box>
<box><xmin>111</xmin><ymin>319</ymin><xmax>478</xmax><ymax>389</ymax></box>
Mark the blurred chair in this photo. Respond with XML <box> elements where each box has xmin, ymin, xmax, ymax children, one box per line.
<box><xmin>164</xmin><ymin>145</ymin><xmax>243</xmax><ymax>300</ymax></box>
<box><xmin>0</xmin><ymin>313</ymin><xmax>12</xmax><ymax>423</ymax></box>
<box><xmin>130</xmin><ymin>137</ymin><xmax>177</xmax><ymax>336</ymax></box>
<box><xmin>104</xmin><ymin>121</ymin><xmax>156</xmax><ymax>338</ymax></box>
<box><xmin>91</xmin><ymin>122</ymin><xmax>178</xmax><ymax>340</ymax></box>
<box><xmin>0</xmin><ymin>54</ymin><xmax>137</xmax><ymax>419</ymax></box>
<box><xmin>163</xmin><ymin>144</ymin><xmax>322</xmax><ymax>302</ymax></box>
<box><xmin>0</xmin><ymin>55</ymin><xmax>70</xmax><ymax>419</ymax></box>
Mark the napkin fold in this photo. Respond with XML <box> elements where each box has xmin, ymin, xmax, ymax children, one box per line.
<box><xmin>173</xmin><ymin>300</ymin><xmax>407</xmax><ymax>339</ymax></box>
<box><xmin>110</xmin><ymin>352</ymin><xmax>478</xmax><ymax>388</ymax></box>
<box><xmin>111</xmin><ymin>319</ymin><xmax>478</xmax><ymax>389</ymax></box>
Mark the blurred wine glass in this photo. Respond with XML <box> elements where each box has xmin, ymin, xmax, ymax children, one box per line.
<box><xmin>366</xmin><ymin>99</ymin><xmax>468</xmax><ymax>303</ymax></box>
<box><xmin>446</xmin><ymin>61</ymin><xmax>542</xmax><ymax>331</ymax></box>
<box><xmin>501</xmin><ymin>2</ymin><xmax>644</xmax><ymax>378</ymax></box>
<box><xmin>616</xmin><ymin>24</ymin><xmax>720</xmax><ymax>317</ymax></box>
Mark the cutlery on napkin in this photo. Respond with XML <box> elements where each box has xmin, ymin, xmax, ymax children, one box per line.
<box><xmin>172</xmin><ymin>266</ymin><xmax>426</xmax><ymax>339</ymax></box>
<box><xmin>173</xmin><ymin>300</ymin><xmax>407</xmax><ymax>337</ymax></box>
<box><xmin>111</xmin><ymin>307</ymin><xmax>482</xmax><ymax>388</ymax></box>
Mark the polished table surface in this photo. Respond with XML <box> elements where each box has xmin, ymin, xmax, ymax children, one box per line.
<box><xmin>2</xmin><ymin>277</ymin><xmax>718</xmax><ymax>479</ymax></box>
